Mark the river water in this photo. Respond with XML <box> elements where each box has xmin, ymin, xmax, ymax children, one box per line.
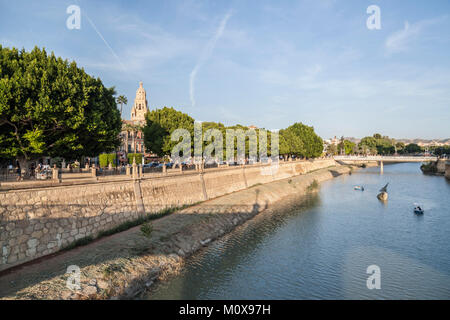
<box><xmin>148</xmin><ymin>163</ymin><xmax>450</xmax><ymax>299</ymax></box>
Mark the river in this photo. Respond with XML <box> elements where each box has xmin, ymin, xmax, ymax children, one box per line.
<box><xmin>147</xmin><ymin>163</ymin><xmax>450</xmax><ymax>299</ymax></box>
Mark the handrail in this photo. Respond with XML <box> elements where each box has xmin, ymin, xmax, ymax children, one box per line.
<box><xmin>333</xmin><ymin>155</ymin><xmax>439</xmax><ymax>161</ymax></box>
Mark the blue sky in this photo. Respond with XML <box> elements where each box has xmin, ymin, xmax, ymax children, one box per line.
<box><xmin>1</xmin><ymin>0</ymin><xmax>449</xmax><ymax>139</ymax></box>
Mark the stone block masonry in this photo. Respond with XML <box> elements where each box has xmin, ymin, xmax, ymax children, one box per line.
<box><xmin>0</xmin><ymin>159</ymin><xmax>336</xmax><ymax>272</ymax></box>
<box><xmin>0</xmin><ymin>182</ymin><xmax>138</xmax><ymax>271</ymax></box>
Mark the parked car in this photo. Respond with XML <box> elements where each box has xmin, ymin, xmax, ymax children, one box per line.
<box><xmin>154</xmin><ymin>162</ymin><xmax>175</xmax><ymax>168</ymax></box>
<box><xmin>166</xmin><ymin>162</ymin><xmax>174</xmax><ymax>168</ymax></box>
<box><xmin>36</xmin><ymin>167</ymin><xmax>51</xmax><ymax>180</ymax></box>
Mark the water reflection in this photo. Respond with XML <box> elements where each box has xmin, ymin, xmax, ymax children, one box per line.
<box><xmin>148</xmin><ymin>163</ymin><xmax>450</xmax><ymax>299</ymax></box>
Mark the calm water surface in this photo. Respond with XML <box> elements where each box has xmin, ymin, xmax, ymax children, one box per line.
<box><xmin>148</xmin><ymin>163</ymin><xmax>450</xmax><ymax>299</ymax></box>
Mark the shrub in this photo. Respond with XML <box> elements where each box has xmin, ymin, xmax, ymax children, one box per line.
<box><xmin>140</xmin><ymin>222</ymin><xmax>153</xmax><ymax>238</ymax></box>
<box><xmin>420</xmin><ymin>162</ymin><xmax>437</xmax><ymax>174</ymax></box>
<box><xmin>127</xmin><ymin>153</ymin><xmax>143</xmax><ymax>165</ymax></box>
<box><xmin>63</xmin><ymin>235</ymin><xmax>94</xmax><ymax>251</ymax></box>
<box><xmin>99</xmin><ymin>153</ymin><xmax>117</xmax><ymax>168</ymax></box>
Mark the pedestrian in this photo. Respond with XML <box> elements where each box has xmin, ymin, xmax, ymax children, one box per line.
<box><xmin>16</xmin><ymin>162</ymin><xmax>21</xmax><ymax>181</ymax></box>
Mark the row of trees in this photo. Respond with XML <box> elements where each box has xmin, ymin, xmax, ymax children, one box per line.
<box><xmin>142</xmin><ymin>107</ymin><xmax>324</xmax><ymax>161</ymax></box>
<box><xmin>0</xmin><ymin>46</ymin><xmax>326</xmax><ymax>176</ymax></box>
<box><xmin>0</xmin><ymin>46</ymin><xmax>121</xmax><ymax>175</ymax></box>
<box><xmin>428</xmin><ymin>145</ymin><xmax>450</xmax><ymax>156</ymax></box>
<box><xmin>327</xmin><ymin>134</ymin><xmax>428</xmax><ymax>156</ymax></box>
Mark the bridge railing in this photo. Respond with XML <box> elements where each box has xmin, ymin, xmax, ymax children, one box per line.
<box><xmin>333</xmin><ymin>155</ymin><xmax>438</xmax><ymax>161</ymax></box>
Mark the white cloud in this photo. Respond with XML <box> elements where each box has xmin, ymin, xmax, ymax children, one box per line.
<box><xmin>385</xmin><ymin>16</ymin><xmax>447</xmax><ymax>54</ymax></box>
<box><xmin>385</xmin><ymin>21</ymin><xmax>420</xmax><ymax>54</ymax></box>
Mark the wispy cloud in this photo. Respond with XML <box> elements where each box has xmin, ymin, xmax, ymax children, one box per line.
<box><xmin>190</xmin><ymin>10</ymin><xmax>232</xmax><ymax>107</ymax></box>
<box><xmin>385</xmin><ymin>21</ymin><xmax>421</xmax><ymax>54</ymax></box>
<box><xmin>385</xmin><ymin>16</ymin><xmax>447</xmax><ymax>54</ymax></box>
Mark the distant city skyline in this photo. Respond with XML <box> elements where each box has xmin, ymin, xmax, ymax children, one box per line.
<box><xmin>1</xmin><ymin>0</ymin><xmax>449</xmax><ymax>139</ymax></box>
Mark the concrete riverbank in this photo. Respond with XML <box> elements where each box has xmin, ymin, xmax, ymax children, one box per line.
<box><xmin>0</xmin><ymin>164</ymin><xmax>354</xmax><ymax>300</ymax></box>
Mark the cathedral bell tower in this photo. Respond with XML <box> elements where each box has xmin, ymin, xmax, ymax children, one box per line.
<box><xmin>131</xmin><ymin>81</ymin><xmax>149</xmax><ymax>123</ymax></box>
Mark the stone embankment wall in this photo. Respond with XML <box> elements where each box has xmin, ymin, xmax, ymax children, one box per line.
<box><xmin>336</xmin><ymin>160</ymin><xmax>379</xmax><ymax>167</ymax></box>
<box><xmin>0</xmin><ymin>159</ymin><xmax>335</xmax><ymax>272</ymax></box>
<box><xmin>437</xmin><ymin>159</ymin><xmax>447</xmax><ymax>174</ymax></box>
<box><xmin>0</xmin><ymin>164</ymin><xmax>351</xmax><ymax>300</ymax></box>
<box><xmin>446</xmin><ymin>163</ymin><xmax>450</xmax><ymax>180</ymax></box>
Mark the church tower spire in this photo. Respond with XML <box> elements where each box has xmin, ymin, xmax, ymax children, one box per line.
<box><xmin>131</xmin><ymin>81</ymin><xmax>148</xmax><ymax>123</ymax></box>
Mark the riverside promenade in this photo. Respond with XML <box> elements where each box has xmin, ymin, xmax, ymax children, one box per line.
<box><xmin>0</xmin><ymin>160</ymin><xmax>352</xmax><ymax>299</ymax></box>
<box><xmin>0</xmin><ymin>159</ymin><xmax>336</xmax><ymax>272</ymax></box>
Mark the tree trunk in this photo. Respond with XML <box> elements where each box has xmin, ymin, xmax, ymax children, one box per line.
<box><xmin>17</xmin><ymin>156</ymin><xmax>30</xmax><ymax>180</ymax></box>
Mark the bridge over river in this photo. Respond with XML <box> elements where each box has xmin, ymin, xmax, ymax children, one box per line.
<box><xmin>333</xmin><ymin>155</ymin><xmax>439</xmax><ymax>173</ymax></box>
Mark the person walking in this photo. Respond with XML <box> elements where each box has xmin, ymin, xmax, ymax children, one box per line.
<box><xmin>16</xmin><ymin>162</ymin><xmax>21</xmax><ymax>181</ymax></box>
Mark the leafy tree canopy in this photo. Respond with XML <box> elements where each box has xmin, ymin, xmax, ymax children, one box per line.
<box><xmin>404</xmin><ymin>143</ymin><xmax>422</xmax><ymax>154</ymax></box>
<box><xmin>143</xmin><ymin>108</ymin><xmax>323</xmax><ymax>160</ymax></box>
<box><xmin>359</xmin><ymin>134</ymin><xmax>396</xmax><ymax>155</ymax></box>
<box><xmin>143</xmin><ymin>107</ymin><xmax>194</xmax><ymax>157</ymax></box>
<box><xmin>431</xmin><ymin>145</ymin><xmax>450</xmax><ymax>156</ymax></box>
<box><xmin>0</xmin><ymin>46</ymin><xmax>121</xmax><ymax>169</ymax></box>
<box><xmin>279</xmin><ymin>128</ymin><xmax>304</xmax><ymax>157</ymax></box>
<box><xmin>338</xmin><ymin>139</ymin><xmax>356</xmax><ymax>155</ymax></box>
<box><xmin>279</xmin><ymin>123</ymin><xmax>323</xmax><ymax>158</ymax></box>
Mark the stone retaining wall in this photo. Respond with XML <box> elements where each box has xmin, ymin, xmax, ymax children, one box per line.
<box><xmin>0</xmin><ymin>159</ymin><xmax>335</xmax><ymax>272</ymax></box>
<box><xmin>437</xmin><ymin>159</ymin><xmax>447</xmax><ymax>174</ymax></box>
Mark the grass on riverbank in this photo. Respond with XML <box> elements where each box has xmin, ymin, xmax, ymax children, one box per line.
<box><xmin>420</xmin><ymin>161</ymin><xmax>438</xmax><ymax>174</ymax></box>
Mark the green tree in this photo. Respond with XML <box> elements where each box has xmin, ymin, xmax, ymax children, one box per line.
<box><xmin>338</xmin><ymin>140</ymin><xmax>356</xmax><ymax>155</ymax></box>
<box><xmin>433</xmin><ymin>146</ymin><xmax>450</xmax><ymax>156</ymax></box>
<box><xmin>404</xmin><ymin>143</ymin><xmax>422</xmax><ymax>154</ymax></box>
<box><xmin>281</xmin><ymin>123</ymin><xmax>323</xmax><ymax>159</ymax></box>
<box><xmin>0</xmin><ymin>46</ymin><xmax>121</xmax><ymax>176</ymax></box>
<box><xmin>201</xmin><ymin>121</ymin><xmax>226</xmax><ymax>160</ymax></box>
<box><xmin>116</xmin><ymin>95</ymin><xmax>127</xmax><ymax>118</ymax></box>
<box><xmin>143</xmin><ymin>107</ymin><xmax>194</xmax><ymax>157</ymax></box>
<box><xmin>359</xmin><ymin>135</ymin><xmax>396</xmax><ymax>155</ymax></box>
<box><xmin>279</xmin><ymin>128</ymin><xmax>304</xmax><ymax>159</ymax></box>
<box><xmin>395</xmin><ymin>142</ymin><xmax>405</xmax><ymax>154</ymax></box>
<box><xmin>376</xmin><ymin>140</ymin><xmax>395</xmax><ymax>155</ymax></box>
<box><xmin>326</xmin><ymin>143</ymin><xmax>338</xmax><ymax>156</ymax></box>
<box><xmin>359</xmin><ymin>136</ymin><xmax>377</xmax><ymax>152</ymax></box>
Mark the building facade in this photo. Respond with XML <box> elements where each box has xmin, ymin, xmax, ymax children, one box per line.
<box><xmin>119</xmin><ymin>82</ymin><xmax>149</xmax><ymax>162</ymax></box>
